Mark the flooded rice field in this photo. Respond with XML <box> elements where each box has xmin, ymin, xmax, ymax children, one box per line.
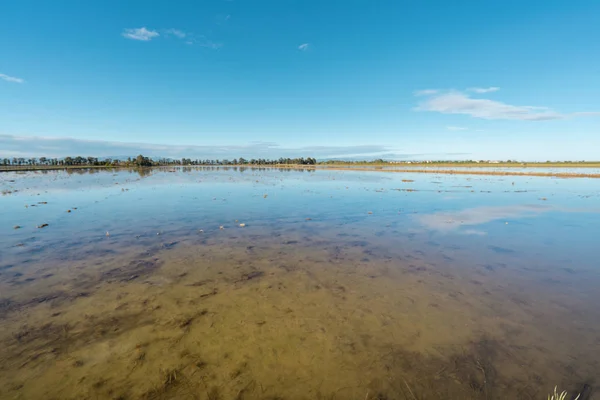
<box><xmin>383</xmin><ymin>166</ymin><xmax>600</xmax><ymax>174</ymax></box>
<box><xmin>325</xmin><ymin>165</ymin><xmax>600</xmax><ymax>177</ymax></box>
<box><xmin>1</xmin><ymin>167</ymin><xmax>600</xmax><ymax>400</ymax></box>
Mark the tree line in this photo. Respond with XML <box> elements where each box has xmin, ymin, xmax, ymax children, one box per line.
<box><xmin>1</xmin><ymin>155</ymin><xmax>318</xmax><ymax>167</ymax></box>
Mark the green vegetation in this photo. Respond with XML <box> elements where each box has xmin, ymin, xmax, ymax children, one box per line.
<box><xmin>0</xmin><ymin>155</ymin><xmax>317</xmax><ymax>171</ymax></box>
<box><xmin>2</xmin><ymin>155</ymin><xmax>600</xmax><ymax>172</ymax></box>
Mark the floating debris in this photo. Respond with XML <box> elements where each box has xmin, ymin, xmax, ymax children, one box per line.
<box><xmin>263</xmin><ymin>194</ymin><xmax>268</xmax><ymax>198</ymax></box>
<box><xmin>305</xmin><ymin>218</ymin><xmax>312</xmax><ymax>221</ymax></box>
<box><xmin>239</xmin><ymin>223</ymin><xmax>246</xmax><ymax>227</ymax></box>
<box><xmin>106</xmin><ymin>231</ymin><xmax>110</xmax><ymax>237</ymax></box>
<box><xmin>198</xmin><ymin>229</ymin><xmax>204</xmax><ymax>233</ymax></box>
<box><xmin>367</xmin><ymin>211</ymin><xmax>373</xmax><ymax>215</ymax></box>
<box><xmin>219</xmin><ymin>226</ymin><xmax>224</xmax><ymax>230</ymax></box>
<box><xmin>13</xmin><ymin>225</ymin><xmax>21</xmax><ymax>230</ymax></box>
<box><xmin>37</xmin><ymin>224</ymin><xmax>49</xmax><ymax>229</ymax></box>
<box><xmin>67</xmin><ymin>210</ymin><xmax>71</xmax><ymax>213</ymax></box>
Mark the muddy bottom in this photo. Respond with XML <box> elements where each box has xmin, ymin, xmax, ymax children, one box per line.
<box><xmin>1</xmin><ymin>230</ymin><xmax>598</xmax><ymax>400</ymax></box>
<box><xmin>2</xmin><ymin>168</ymin><xmax>600</xmax><ymax>399</ymax></box>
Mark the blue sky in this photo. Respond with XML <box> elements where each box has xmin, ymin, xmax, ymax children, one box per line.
<box><xmin>1</xmin><ymin>0</ymin><xmax>599</xmax><ymax>160</ymax></box>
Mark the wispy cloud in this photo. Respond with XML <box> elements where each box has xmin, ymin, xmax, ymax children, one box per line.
<box><xmin>0</xmin><ymin>73</ymin><xmax>25</xmax><ymax>84</ymax></box>
<box><xmin>414</xmin><ymin>89</ymin><xmax>438</xmax><ymax>96</ymax></box>
<box><xmin>187</xmin><ymin>35</ymin><xmax>222</xmax><ymax>49</ymax></box>
<box><xmin>123</xmin><ymin>27</ymin><xmax>221</xmax><ymax>49</ymax></box>
<box><xmin>215</xmin><ymin>14</ymin><xmax>231</xmax><ymax>25</ymax></box>
<box><xmin>0</xmin><ymin>134</ymin><xmax>397</xmax><ymax>159</ymax></box>
<box><xmin>414</xmin><ymin>90</ymin><xmax>599</xmax><ymax>121</ymax></box>
<box><xmin>468</xmin><ymin>87</ymin><xmax>500</xmax><ymax>93</ymax></box>
<box><xmin>122</xmin><ymin>27</ymin><xmax>160</xmax><ymax>41</ymax></box>
<box><xmin>446</xmin><ymin>126</ymin><xmax>467</xmax><ymax>131</ymax></box>
<box><xmin>165</xmin><ymin>28</ymin><xmax>186</xmax><ymax>38</ymax></box>
<box><xmin>572</xmin><ymin>111</ymin><xmax>600</xmax><ymax>117</ymax></box>
<box><xmin>298</xmin><ymin>43</ymin><xmax>310</xmax><ymax>51</ymax></box>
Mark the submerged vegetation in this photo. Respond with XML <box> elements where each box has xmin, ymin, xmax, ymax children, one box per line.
<box><xmin>548</xmin><ymin>386</ymin><xmax>580</xmax><ymax>400</ymax></box>
<box><xmin>2</xmin><ymin>168</ymin><xmax>598</xmax><ymax>398</ymax></box>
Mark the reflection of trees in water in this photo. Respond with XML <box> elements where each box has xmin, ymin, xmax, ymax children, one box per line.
<box><xmin>66</xmin><ymin>168</ymin><xmax>101</xmax><ymax>176</ymax></box>
<box><xmin>58</xmin><ymin>167</ymin><xmax>153</xmax><ymax>179</ymax></box>
<box><xmin>134</xmin><ymin>168</ymin><xmax>153</xmax><ymax>178</ymax></box>
<box><xmin>180</xmin><ymin>166</ymin><xmax>315</xmax><ymax>173</ymax></box>
<box><xmin>2</xmin><ymin>164</ymin><xmax>317</xmax><ymax>178</ymax></box>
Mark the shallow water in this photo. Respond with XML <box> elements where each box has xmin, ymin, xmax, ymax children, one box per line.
<box><xmin>1</xmin><ymin>167</ymin><xmax>600</xmax><ymax>399</ymax></box>
<box><xmin>331</xmin><ymin>165</ymin><xmax>600</xmax><ymax>175</ymax></box>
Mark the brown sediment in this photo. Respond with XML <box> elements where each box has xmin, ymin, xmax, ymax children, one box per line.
<box><xmin>0</xmin><ymin>231</ymin><xmax>598</xmax><ymax>400</ymax></box>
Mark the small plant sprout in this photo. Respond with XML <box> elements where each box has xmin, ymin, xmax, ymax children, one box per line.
<box><xmin>548</xmin><ymin>386</ymin><xmax>580</xmax><ymax>400</ymax></box>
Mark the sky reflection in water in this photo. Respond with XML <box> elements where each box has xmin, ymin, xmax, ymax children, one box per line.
<box><xmin>2</xmin><ymin>167</ymin><xmax>599</xmax><ymax>270</ymax></box>
<box><xmin>2</xmin><ymin>167</ymin><xmax>600</xmax><ymax>399</ymax></box>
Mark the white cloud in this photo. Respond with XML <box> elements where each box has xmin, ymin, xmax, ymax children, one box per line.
<box><xmin>0</xmin><ymin>73</ymin><xmax>25</xmax><ymax>83</ymax></box>
<box><xmin>415</xmin><ymin>88</ymin><xmax>600</xmax><ymax>121</ymax></box>
<box><xmin>298</xmin><ymin>43</ymin><xmax>310</xmax><ymax>51</ymax></box>
<box><xmin>446</xmin><ymin>126</ymin><xmax>467</xmax><ymax>131</ymax></box>
<box><xmin>165</xmin><ymin>29</ymin><xmax>186</xmax><ymax>38</ymax></box>
<box><xmin>414</xmin><ymin>89</ymin><xmax>438</xmax><ymax>96</ymax></box>
<box><xmin>416</xmin><ymin>91</ymin><xmax>564</xmax><ymax>121</ymax></box>
<box><xmin>468</xmin><ymin>87</ymin><xmax>500</xmax><ymax>93</ymax></box>
<box><xmin>122</xmin><ymin>27</ymin><xmax>160</xmax><ymax>41</ymax></box>
<box><xmin>122</xmin><ymin>27</ymin><xmax>222</xmax><ymax>49</ymax></box>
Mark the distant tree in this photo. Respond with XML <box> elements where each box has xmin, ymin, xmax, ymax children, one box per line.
<box><xmin>135</xmin><ymin>154</ymin><xmax>152</xmax><ymax>167</ymax></box>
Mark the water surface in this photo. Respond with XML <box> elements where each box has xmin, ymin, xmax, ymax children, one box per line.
<box><xmin>1</xmin><ymin>167</ymin><xmax>599</xmax><ymax>399</ymax></box>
